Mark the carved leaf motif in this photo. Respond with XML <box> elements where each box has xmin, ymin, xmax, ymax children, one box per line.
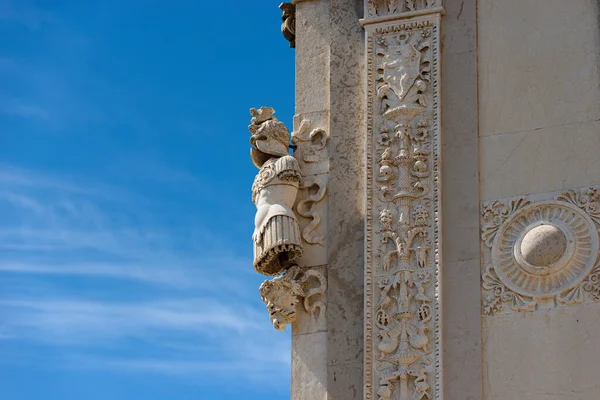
<box><xmin>509</xmin><ymin>292</ymin><xmax>536</xmax><ymax>313</ymax></box>
<box><xmin>557</xmin><ymin>187</ymin><xmax>600</xmax><ymax>226</ymax></box>
<box><xmin>482</xmin><ymin>264</ymin><xmax>536</xmax><ymax>315</ymax></box>
<box><xmin>481</xmin><ymin>198</ymin><xmax>530</xmax><ymax>247</ymax></box>
<box><xmin>583</xmin><ymin>264</ymin><xmax>600</xmax><ymax>301</ymax></box>
<box><xmin>557</xmin><ymin>284</ymin><xmax>585</xmax><ymax>306</ymax></box>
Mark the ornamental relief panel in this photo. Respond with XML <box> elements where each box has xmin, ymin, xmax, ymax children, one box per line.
<box><xmin>481</xmin><ymin>186</ymin><xmax>600</xmax><ymax>316</ymax></box>
<box><xmin>366</xmin><ymin>16</ymin><xmax>442</xmax><ymax>400</ymax></box>
<box><xmin>365</xmin><ymin>0</ymin><xmax>442</xmax><ymax>20</ymax></box>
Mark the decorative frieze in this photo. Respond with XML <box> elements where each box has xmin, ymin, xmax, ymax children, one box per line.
<box><xmin>481</xmin><ymin>187</ymin><xmax>600</xmax><ymax>315</ymax></box>
<box><xmin>365</xmin><ymin>10</ymin><xmax>442</xmax><ymax>400</ymax></box>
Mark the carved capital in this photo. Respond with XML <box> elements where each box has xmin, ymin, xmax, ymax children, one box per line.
<box><xmin>259</xmin><ymin>266</ymin><xmax>327</xmax><ymax>331</ymax></box>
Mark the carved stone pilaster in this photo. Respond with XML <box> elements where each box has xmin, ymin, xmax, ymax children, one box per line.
<box><xmin>364</xmin><ymin>5</ymin><xmax>443</xmax><ymax>400</ymax></box>
<box><xmin>481</xmin><ymin>186</ymin><xmax>600</xmax><ymax>316</ymax></box>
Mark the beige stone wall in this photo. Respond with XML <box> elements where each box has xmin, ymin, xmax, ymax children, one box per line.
<box><xmin>441</xmin><ymin>0</ymin><xmax>483</xmax><ymax>398</ymax></box>
<box><xmin>478</xmin><ymin>1</ymin><xmax>600</xmax><ymax>399</ymax></box>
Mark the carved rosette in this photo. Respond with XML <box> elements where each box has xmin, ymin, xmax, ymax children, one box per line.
<box><xmin>481</xmin><ymin>187</ymin><xmax>600</xmax><ymax>315</ymax></box>
<box><xmin>365</xmin><ymin>13</ymin><xmax>442</xmax><ymax>400</ymax></box>
<box><xmin>259</xmin><ymin>266</ymin><xmax>326</xmax><ymax>331</ymax></box>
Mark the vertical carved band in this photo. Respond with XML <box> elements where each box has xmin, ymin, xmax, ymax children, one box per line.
<box><xmin>365</xmin><ymin>12</ymin><xmax>442</xmax><ymax>400</ymax></box>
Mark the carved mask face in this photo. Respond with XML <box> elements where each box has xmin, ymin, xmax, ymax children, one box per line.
<box><xmin>260</xmin><ymin>278</ymin><xmax>302</xmax><ymax>331</ymax></box>
<box><xmin>265</xmin><ymin>287</ymin><xmax>298</xmax><ymax>331</ymax></box>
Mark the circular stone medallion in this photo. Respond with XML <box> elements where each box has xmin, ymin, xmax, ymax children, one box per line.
<box><xmin>491</xmin><ymin>201</ymin><xmax>599</xmax><ymax>298</ymax></box>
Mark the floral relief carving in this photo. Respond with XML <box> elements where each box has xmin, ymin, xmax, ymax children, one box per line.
<box><xmin>481</xmin><ymin>186</ymin><xmax>600</xmax><ymax>315</ymax></box>
<box><xmin>366</xmin><ymin>16</ymin><xmax>442</xmax><ymax>400</ymax></box>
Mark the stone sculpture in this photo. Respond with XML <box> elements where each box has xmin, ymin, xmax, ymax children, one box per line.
<box><xmin>259</xmin><ymin>265</ymin><xmax>326</xmax><ymax>330</ymax></box>
<box><xmin>250</xmin><ymin>106</ymin><xmax>303</xmax><ymax>276</ymax></box>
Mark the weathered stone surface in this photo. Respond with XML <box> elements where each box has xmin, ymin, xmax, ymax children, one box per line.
<box><xmin>327</xmin><ymin>2</ymin><xmax>365</xmax><ymax>400</ymax></box>
<box><xmin>483</xmin><ymin>302</ymin><xmax>600</xmax><ymax>400</ymax></box>
<box><xmin>479</xmin><ymin>0</ymin><xmax>600</xmax><ymax>138</ymax></box>
<box><xmin>480</xmin><ymin>120</ymin><xmax>600</xmax><ymax>202</ymax></box>
<box><xmin>292</xmin><ymin>331</ymin><xmax>328</xmax><ymax>400</ymax></box>
<box><xmin>441</xmin><ymin>1</ymin><xmax>482</xmax><ymax>399</ymax></box>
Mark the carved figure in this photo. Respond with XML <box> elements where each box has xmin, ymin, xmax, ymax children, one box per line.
<box><xmin>411</xmin><ymin>369</ymin><xmax>432</xmax><ymax>399</ymax></box>
<box><xmin>377</xmin><ymin>379</ymin><xmax>393</xmax><ymax>399</ymax></box>
<box><xmin>259</xmin><ymin>266</ymin><xmax>327</xmax><ymax>330</ymax></box>
<box><xmin>367</xmin><ymin>0</ymin><xmax>378</xmax><ymax>17</ymax></box>
<box><xmin>378</xmin><ymin>320</ymin><xmax>403</xmax><ymax>356</ymax></box>
<box><xmin>380</xmin><ymin>209</ymin><xmax>394</xmax><ymax>232</ymax></box>
<box><xmin>250</xmin><ymin>107</ymin><xmax>303</xmax><ymax>276</ymax></box>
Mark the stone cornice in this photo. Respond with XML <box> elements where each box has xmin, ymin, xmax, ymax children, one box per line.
<box><xmin>360</xmin><ymin>6</ymin><xmax>445</xmax><ymax>27</ymax></box>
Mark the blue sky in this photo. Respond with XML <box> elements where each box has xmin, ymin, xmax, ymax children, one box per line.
<box><xmin>0</xmin><ymin>1</ymin><xmax>296</xmax><ymax>398</ymax></box>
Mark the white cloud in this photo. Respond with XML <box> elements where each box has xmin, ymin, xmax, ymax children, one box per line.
<box><xmin>0</xmin><ymin>164</ymin><xmax>279</xmax><ymax>384</ymax></box>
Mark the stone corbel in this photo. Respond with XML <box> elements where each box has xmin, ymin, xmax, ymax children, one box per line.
<box><xmin>259</xmin><ymin>266</ymin><xmax>327</xmax><ymax>331</ymax></box>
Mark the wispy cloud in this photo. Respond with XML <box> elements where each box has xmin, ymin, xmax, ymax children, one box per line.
<box><xmin>0</xmin><ymin>296</ymin><xmax>289</xmax><ymax>382</ymax></box>
<box><xmin>0</xmin><ymin>297</ymin><xmax>263</xmax><ymax>340</ymax></box>
<box><xmin>0</xmin><ymin>164</ymin><xmax>275</xmax><ymax>384</ymax></box>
